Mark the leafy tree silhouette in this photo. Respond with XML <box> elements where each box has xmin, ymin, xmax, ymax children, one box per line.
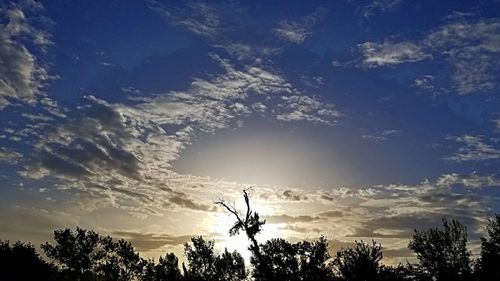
<box><xmin>256</xmin><ymin>237</ymin><xmax>333</xmax><ymax>281</ymax></box>
<box><xmin>0</xmin><ymin>240</ymin><xmax>56</xmax><ymax>281</ymax></box>
<box><xmin>331</xmin><ymin>240</ymin><xmax>384</xmax><ymax>281</ymax></box>
<box><xmin>408</xmin><ymin>218</ymin><xmax>472</xmax><ymax>281</ymax></box>
<box><xmin>182</xmin><ymin>236</ymin><xmax>247</xmax><ymax>281</ymax></box>
<box><xmin>42</xmin><ymin>227</ymin><xmax>147</xmax><ymax>281</ymax></box>
<box><xmin>99</xmin><ymin>237</ymin><xmax>147</xmax><ymax>281</ymax></box>
<box><xmin>41</xmin><ymin>227</ymin><xmax>105</xmax><ymax>281</ymax></box>
<box><xmin>476</xmin><ymin>214</ymin><xmax>500</xmax><ymax>281</ymax></box>
<box><xmin>143</xmin><ymin>253</ymin><xmax>182</xmax><ymax>281</ymax></box>
<box><xmin>215</xmin><ymin>248</ymin><xmax>248</xmax><ymax>281</ymax></box>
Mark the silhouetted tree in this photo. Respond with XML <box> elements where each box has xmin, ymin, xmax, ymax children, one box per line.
<box><xmin>0</xmin><ymin>240</ymin><xmax>56</xmax><ymax>281</ymax></box>
<box><xmin>408</xmin><ymin>218</ymin><xmax>472</xmax><ymax>281</ymax></box>
<box><xmin>257</xmin><ymin>238</ymin><xmax>300</xmax><ymax>281</ymax></box>
<box><xmin>183</xmin><ymin>236</ymin><xmax>218</xmax><ymax>281</ymax></box>
<box><xmin>215</xmin><ymin>189</ymin><xmax>268</xmax><ymax>280</ymax></box>
<box><xmin>142</xmin><ymin>253</ymin><xmax>183</xmax><ymax>281</ymax></box>
<box><xmin>42</xmin><ymin>227</ymin><xmax>148</xmax><ymax>281</ymax></box>
<box><xmin>183</xmin><ymin>236</ymin><xmax>247</xmax><ymax>281</ymax></box>
<box><xmin>215</xmin><ymin>249</ymin><xmax>248</xmax><ymax>281</ymax></box>
<box><xmin>41</xmin><ymin>227</ymin><xmax>105</xmax><ymax>281</ymax></box>
<box><xmin>378</xmin><ymin>264</ymin><xmax>418</xmax><ymax>281</ymax></box>
<box><xmin>297</xmin><ymin>238</ymin><xmax>333</xmax><ymax>281</ymax></box>
<box><xmin>99</xmin><ymin>237</ymin><xmax>146</xmax><ymax>281</ymax></box>
<box><xmin>255</xmin><ymin>237</ymin><xmax>333</xmax><ymax>281</ymax></box>
<box><xmin>476</xmin><ymin>214</ymin><xmax>500</xmax><ymax>281</ymax></box>
<box><xmin>331</xmin><ymin>240</ymin><xmax>384</xmax><ymax>281</ymax></box>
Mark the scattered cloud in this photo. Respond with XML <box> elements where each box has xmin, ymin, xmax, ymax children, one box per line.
<box><xmin>0</xmin><ymin>147</ymin><xmax>22</xmax><ymax>164</ymax></box>
<box><xmin>16</xmin><ymin>55</ymin><xmax>339</xmax><ymax>217</ymax></box>
<box><xmin>358</xmin><ymin>41</ymin><xmax>430</xmax><ymax>68</ymax></box>
<box><xmin>149</xmin><ymin>0</ymin><xmax>221</xmax><ymax>38</ymax></box>
<box><xmin>0</xmin><ymin>3</ymin><xmax>53</xmax><ymax>109</ymax></box>
<box><xmin>273</xmin><ymin>8</ymin><xmax>328</xmax><ymax>44</ymax></box>
<box><xmin>359</xmin><ymin>0</ymin><xmax>403</xmax><ymax>19</ymax></box>
<box><xmin>437</xmin><ymin>172</ymin><xmax>500</xmax><ymax>188</ymax></box>
<box><xmin>357</xmin><ymin>17</ymin><xmax>500</xmax><ymax>95</ymax></box>
<box><xmin>494</xmin><ymin>117</ymin><xmax>500</xmax><ymax>133</ymax></box>
<box><xmin>277</xmin><ymin>95</ymin><xmax>341</xmax><ymax>125</ymax></box>
<box><xmin>362</xmin><ymin>129</ymin><xmax>401</xmax><ymax>142</ymax></box>
<box><xmin>445</xmin><ymin>135</ymin><xmax>500</xmax><ymax>162</ymax></box>
<box><xmin>424</xmin><ymin>18</ymin><xmax>500</xmax><ymax>95</ymax></box>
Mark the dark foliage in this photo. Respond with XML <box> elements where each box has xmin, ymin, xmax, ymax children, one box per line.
<box><xmin>408</xmin><ymin>218</ymin><xmax>472</xmax><ymax>281</ymax></box>
<box><xmin>41</xmin><ymin>227</ymin><xmax>105</xmax><ymax>280</ymax></box>
<box><xmin>0</xmin><ymin>240</ymin><xmax>56</xmax><ymax>281</ymax></box>
<box><xmin>253</xmin><ymin>237</ymin><xmax>333</xmax><ymax>281</ymax></box>
<box><xmin>331</xmin><ymin>240</ymin><xmax>383</xmax><ymax>281</ymax></box>
<box><xmin>182</xmin><ymin>236</ymin><xmax>247</xmax><ymax>281</ymax></box>
<box><xmin>476</xmin><ymin>214</ymin><xmax>500</xmax><ymax>281</ymax></box>
<box><xmin>143</xmin><ymin>253</ymin><xmax>182</xmax><ymax>281</ymax></box>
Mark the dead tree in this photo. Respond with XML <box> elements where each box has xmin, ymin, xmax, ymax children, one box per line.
<box><xmin>215</xmin><ymin>189</ymin><xmax>269</xmax><ymax>279</ymax></box>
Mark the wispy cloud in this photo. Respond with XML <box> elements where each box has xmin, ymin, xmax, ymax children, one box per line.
<box><xmin>356</xmin><ymin>17</ymin><xmax>500</xmax><ymax>95</ymax></box>
<box><xmin>149</xmin><ymin>0</ymin><xmax>221</xmax><ymax>38</ymax></box>
<box><xmin>358</xmin><ymin>41</ymin><xmax>430</xmax><ymax>67</ymax></box>
<box><xmin>17</xmin><ymin>55</ymin><xmax>340</xmax><ymax>217</ymax></box>
<box><xmin>0</xmin><ymin>147</ymin><xmax>22</xmax><ymax>164</ymax></box>
<box><xmin>445</xmin><ymin>135</ymin><xmax>500</xmax><ymax>162</ymax></box>
<box><xmin>437</xmin><ymin>172</ymin><xmax>500</xmax><ymax>188</ymax></box>
<box><xmin>273</xmin><ymin>8</ymin><xmax>328</xmax><ymax>44</ymax></box>
<box><xmin>361</xmin><ymin>129</ymin><xmax>402</xmax><ymax>142</ymax></box>
<box><xmin>358</xmin><ymin>0</ymin><xmax>403</xmax><ymax>19</ymax></box>
<box><xmin>424</xmin><ymin>18</ymin><xmax>500</xmax><ymax>95</ymax></box>
<box><xmin>277</xmin><ymin>95</ymin><xmax>341</xmax><ymax>125</ymax></box>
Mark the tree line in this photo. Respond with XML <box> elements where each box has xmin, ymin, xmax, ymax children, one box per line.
<box><xmin>1</xmin><ymin>191</ymin><xmax>499</xmax><ymax>281</ymax></box>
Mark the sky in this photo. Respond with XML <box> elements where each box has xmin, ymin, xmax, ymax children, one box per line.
<box><xmin>1</xmin><ymin>0</ymin><xmax>500</xmax><ymax>265</ymax></box>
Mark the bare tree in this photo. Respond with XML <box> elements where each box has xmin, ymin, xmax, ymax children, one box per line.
<box><xmin>215</xmin><ymin>189</ymin><xmax>268</xmax><ymax>280</ymax></box>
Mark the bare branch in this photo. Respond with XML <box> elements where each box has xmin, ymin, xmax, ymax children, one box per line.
<box><xmin>215</xmin><ymin>198</ymin><xmax>243</xmax><ymax>224</ymax></box>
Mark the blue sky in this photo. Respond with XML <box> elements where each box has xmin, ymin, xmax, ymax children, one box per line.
<box><xmin>1</xmin><ymin>0</ymin><xmax>500</xmax><ymax>264</ymax></box>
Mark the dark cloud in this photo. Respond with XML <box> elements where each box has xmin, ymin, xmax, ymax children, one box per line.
<box><xmin>265</xmin><ymin>214</ymin><xmax>319</xmax><ymax>224</ymax></box>
<box><xmin>111</xmin><ymin>230</ymin><xmax>194</xmax><ymax>252</ymax></box>
<box><xmin>25</xmin><ymin>96</ymin><xmax>142</xmax><ymax>180</ymax></box>
<box><xmin>168</xmin><ymin>193</ymin><xmax>216</xmax><ymax>212</ymax></box>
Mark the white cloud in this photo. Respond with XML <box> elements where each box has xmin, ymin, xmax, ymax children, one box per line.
<box><xmin>149</xmin><ymin>0</ymin><xmax>221</xmax><ymax>38</ymax></box>
<box><xmin>362</xmin><ymin>129</ymin><xmax>401</xmax><ymax>142</ymax></box>
<box><xmin>277</xmin><ymin>95</ymin><xmax>341</xmax><ymax>125</ymax></box>
<box><xmin>424</xmin><ymin>19</ymin><xmax>500</xmax><ymax>95</ymax></box>
<box><xmin>0</xmin><ymin>147</ymin><xmax>22</xmax><ymax>164</ymax></box>
<box><xmin>445</xmin><ymin>135</ymin><xmax>500</xmax><ymax>162</ymax></box>
<box><xmin>437</xmin><ymin>172</ymin><xmax>500</xmax><ymax>188</ymax></box>
<box><xmin>273</xmin><ymin>8</ymin><xmax>328</xmax><ymax>44</ymax></box>
<box><xmin>357</xmin><ymin>17</ymin><xmax>500</xmax><ymax>95</ymax></box>
<box><xmin>0</xmin><ymin>5</ymin><xmax>52</xmax><ymax>109</ymax></box>
<box><xmin>413</xmin><ymin>75</ymin><xmax>435</xmax><ymax>91</ymax></box>
<box><xmin>494</xmin><ymin>117</ymin><xmax>500</xmax><ymax>133</ymax></box>
<box><xmin>358</xmin><ymin>41</ymin><xmax>431</xmax><ymax>67</ymax></box>
<box><xmin>359</xmin><ymin>0</ymin><xmax>403</xmax><ymax>19</ymax></box>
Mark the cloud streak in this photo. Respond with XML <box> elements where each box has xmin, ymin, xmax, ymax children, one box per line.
<box><xmin>273</xmin><ymin>8</ymin><xmax>328</xmax><ymax>44</ymax></box>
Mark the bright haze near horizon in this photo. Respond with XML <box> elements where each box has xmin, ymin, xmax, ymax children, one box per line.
<box><xmin>1</xmin><ymin>0</ymin><xmax>500</xmax><ymax>265</ymax></box>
